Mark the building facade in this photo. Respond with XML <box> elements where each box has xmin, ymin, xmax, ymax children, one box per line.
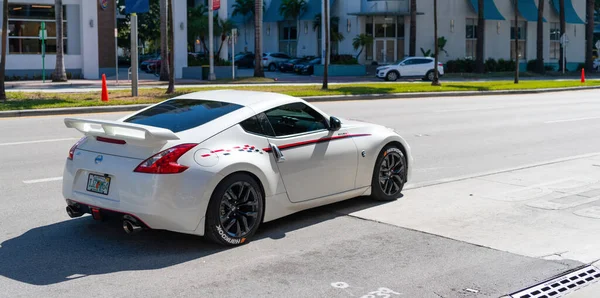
<box><xmin>0</xmin><ymin>0</ymin><xmax>589</xmax><ymax>80</ymax></box>
<box><xmin>226</xmin><ymin>0</ymin><xmax>587</xmax><ymax>69</ymax></box>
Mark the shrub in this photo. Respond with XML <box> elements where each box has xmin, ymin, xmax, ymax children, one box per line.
<box><xmin>485</xmin><ymin>58</ymin><xmax>498</xmax><ymax>72</ymax></box>
<box><xmin>331</xmin><ymin>54</ymin><xmax>358</xmax><ymax>65</ymax></box>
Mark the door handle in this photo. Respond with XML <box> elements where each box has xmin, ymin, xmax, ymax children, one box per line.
<box><xmin>270</xmin><ymin>143</ymin><xmax>285</xmax><ymax>162</ymax></box>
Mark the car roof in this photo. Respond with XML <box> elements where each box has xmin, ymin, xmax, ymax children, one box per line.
<box><xmin>172</xmin><ymin>89</ymin><xmax>301</xmax><ymax>113</ymax></box>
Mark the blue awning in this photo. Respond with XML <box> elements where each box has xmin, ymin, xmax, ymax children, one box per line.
<box><xmin>552</xmin><ymin>0</ymin><xmax>584</xmax><ymax>24</ymax></box>
<box><xmin>264</xmin><ymin>0</ymin><xmax>284</xmax><ymax>22</ymax></box>
<box><xmin>468</xmin><ymin>0</ymin><xmax>505</xmax><ymax>20</ymax></box>
<box><xmin>300</xmin><ymin>0</ymin><xmax>335</xmax><ymax>21</ymax></box>
<box><xmin>264</xmin><ymin>0</ymin><xmax>335</xmax><ymax>22</ymax></box>
<box><xmin>517</xmin><ymin>0</ymin><xmax>546</xmax><ymax>22</ymax></box>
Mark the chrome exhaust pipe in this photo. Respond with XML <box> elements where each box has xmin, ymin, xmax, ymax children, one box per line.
<box><xmin>66</xmin><ymin>205</ymin><xmax>83</xmax><ymax>218</ymax></box>
<box><xmin>122</xmin><ymin>216</ymin><xmax>142</xmax><ymax>234</ymax></box>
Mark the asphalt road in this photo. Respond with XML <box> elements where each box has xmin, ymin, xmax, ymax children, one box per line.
<box><xmin>2</xmin><ymin>90</ymin><xmax>600</xmax><ymax>297</ymax></box>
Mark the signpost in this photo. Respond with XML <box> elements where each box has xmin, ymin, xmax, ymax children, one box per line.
<box><xmin>560</xmin><ymin>33</ymin><xmax>569</xmax><ymax>74</ymax></box>
<box><xmin>232</xmin><ymin>28</ymin><xmax>237</xmax><ymax>80</ymax></box>
<box><xmin>125</xmin><ymin>0</ymin><xmax>150</xmax><ymax>96</ymax></box>
<box><xmin>39</xmin><ymin>22</ymin><xmax>47</xmax><ymax>83</ymax></box>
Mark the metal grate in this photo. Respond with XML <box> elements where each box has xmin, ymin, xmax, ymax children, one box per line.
<box><xmin>509</xmin><ymin>265</ymin><xmax>600</xmax><ymax>298</ymax></box>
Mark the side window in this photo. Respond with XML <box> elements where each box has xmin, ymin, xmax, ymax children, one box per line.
<box><xmin>264</xmin><ymin>103</ymin><xmax>328</xmax><ymax>137</ymax></box>
<box><xmin>239</xmin><ymin>113</ymin><xmax>276</xmax><ymax>137</ymax></box>
<box><xmin>403</xmin><ymin>59</ymin><xmax>413</xmax><ymax>65</ymax></box>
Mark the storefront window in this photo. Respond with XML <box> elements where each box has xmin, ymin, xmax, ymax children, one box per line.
<box><xmin>7</xmin><ymin>4</ymin><xmax>68</xmax><ymax>55</ymax></box>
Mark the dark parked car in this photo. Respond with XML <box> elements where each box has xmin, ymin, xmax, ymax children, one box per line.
<box><xmin>234</xmin><ymin>53</ymin><xmax>255</xmax><ymax>68</ymax></box>
<box><xmin>279</xmin><ymin>58</ymin><xmax>308</xmax><ymax>73</ymax></box>
<box><xmin>295</xmin><ymin>58</ymin><xmax>321</xmax><ymax>75</ymax></box>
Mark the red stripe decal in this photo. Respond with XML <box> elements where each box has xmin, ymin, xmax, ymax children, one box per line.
<box><xmin>201</xmin><ymin>154</ymin><xmax>211</xmax><ymax>157</ymax></box>
<box><xmin>263</xmin><ymin>134</ymin><xmax>371</xmax><ymax>152</ymax></box>
<box><xmin>213</xmin><ymin>149</ymin><xmax>225</xmax><ymax>153</ymax></box>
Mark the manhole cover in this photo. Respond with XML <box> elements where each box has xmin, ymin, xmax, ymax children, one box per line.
<box><xmin>509</xmin><ymin>265</ymin><xmax>600</xmax><ymax>298</ymax></box>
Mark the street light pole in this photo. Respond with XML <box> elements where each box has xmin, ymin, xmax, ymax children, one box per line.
<box><xmin>432</xmin><ymin>0</ymin><xmax>441</xmax><ymax>86</ymax></box>
<box><xmin>514</xmin><ymin>0</ymin><xmax>519</xmax><ymax>84</ymax></box>
<box><xmin>208</xmin><ymin>0</ymin><xmax>216</xmax><ymax>81</ymax></box>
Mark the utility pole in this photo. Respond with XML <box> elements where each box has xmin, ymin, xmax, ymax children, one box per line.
<box><xmin>131</xmin><ymin>13</ymin><xmax>139</xmax><ymax>96</ymax></box>
<box><xmin>432</xmin><ymin>0</ymin><xmax>440</xmax><ymax>86</ymax></box>
<box><xmin>514</xmin><ymin>0</ymin><xmax>519</xmax><ymax>84</ymax></box>
<box><xmin>322</xmin><ymin>0</ymin><xmax>329</xmax><ymax>89</ymax></box>
<box><xmin>208</xmin><ymin>0</ymin><xmax>216</xmax><ymax>81</ymax></box>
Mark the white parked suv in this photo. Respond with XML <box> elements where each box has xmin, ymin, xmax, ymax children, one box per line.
<box><xmin>262</xmin><ymin>52</ymin><xmax>292</xmax><ymax>71</ymax></box>
<box><xmin>376</xmin><ymin>57</ymin><xmax>444</xmax><ymax>81</ymax></box>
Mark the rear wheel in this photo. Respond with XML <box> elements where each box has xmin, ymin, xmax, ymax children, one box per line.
<box><xmin>426</xmin><ymin>70</ymin><xmax>435</xmax><ymax>81</ymax></box>
<box><xmin>371</xmin><ymin>145</ymin><xmax>407</xmax><ymax>201</ymax></box>
<box><xmin>205</xmin><ymin>173</ymin><xmax>264</xmax><ymax>246</ymax></box>
<box><xmin>268</xmin><ymin>63</ymin><xmax>277</xmax><ymax>72</ymax></box>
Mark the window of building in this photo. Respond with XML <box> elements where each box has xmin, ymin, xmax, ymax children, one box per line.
<box><xmin>550</xmin><ymin>22</ymin><xmax>560</xmax><ymax>60</ymax></box>
<box><xmin>7</xmin><ymin>4</ymin><xmax>68</xmax><ymax>55</ymax></box>
<box><xmin>511</xmin><ymin>21</ymin><xmax>527</xmax><ymax>60</ymax></box>
<box><xmin>365</xmin><ymin>22</ymin><xmax>374</xmax><ymax>60</ymax></box>
<box><xmin>279</xmin><ymin>24</ymin><xmax>297</xmax><ymax>57</ymax></box>
<box><xmin>465</xmin><ymin>18</ymin><xmax>477</xmax><ymax>59</ymax></box>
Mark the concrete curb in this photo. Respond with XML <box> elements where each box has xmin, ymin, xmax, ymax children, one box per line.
<box><xmin>2</xmin><ymin>85</ymin><xmax>599</xmax><ymax>118</ymax></box>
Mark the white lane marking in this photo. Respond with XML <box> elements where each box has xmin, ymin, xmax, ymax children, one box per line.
<box><xmin>23</xmin><ymin>177</ymin><xmax>63</xmax><ymax>184</ymax></box>
<box><xmin>0</xmin><ymin>137</ymin><xmax>78</xmax><ymax>147</ymax></box>
<box><xmin>545</xmin><ymin>116</ymin><xmax>600</xmax><ymax>124</ymax></box>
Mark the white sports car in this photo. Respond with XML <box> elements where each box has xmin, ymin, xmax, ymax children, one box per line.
<box><xmin>62</xmin><ymin>90</ymin><xmax>413</xmax><ymax>245</ymax></box>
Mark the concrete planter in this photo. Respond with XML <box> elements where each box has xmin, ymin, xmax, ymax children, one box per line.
<box><xmin>182</xmin><ymin>66</ymin><xmax>238</xmax><ymax>80</ymax></box>
<box><xmin>313</xmin><ymin>64</ymin><xmax>366</xmax><ymax>76</ymax></box>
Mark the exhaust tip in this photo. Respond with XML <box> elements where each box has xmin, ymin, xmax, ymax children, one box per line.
<box><xmin>66</xmin><ymin>205</ymin><xmax>83</xmax><ymax>218</ymax></box>
<box><xmin>122</xmin><ymin>218</ymin><xmax>142</xmax><ymax>234</ymax></box>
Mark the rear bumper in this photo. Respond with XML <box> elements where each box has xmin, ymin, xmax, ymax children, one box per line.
<box><xmin>61</xmin><ymin>152</ymin><xmax>217</xmax><ymax>236</ymax></box>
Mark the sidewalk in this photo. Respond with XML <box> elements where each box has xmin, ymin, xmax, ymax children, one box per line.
<box><xmin>340</xmin><ymin>153</ymin><xmax>600</xmax><ymax>296</ymax></box>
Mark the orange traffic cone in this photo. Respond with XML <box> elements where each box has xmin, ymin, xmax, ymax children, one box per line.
<box><xmin>581</xmin><ymin>68</ymin><xmax>586</xmax><ymax>83</ymax></box>
<box><xmin>101</xmin><ymin>74</ymin><xmax>109</xmax><ymax>102</ymax></box>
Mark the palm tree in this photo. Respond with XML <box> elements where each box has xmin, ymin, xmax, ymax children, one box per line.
<box><xmin>159</xmin><ymin>0</ymin><xmax>169</xmax><ymax>81</ymax></box>
<box><xmin>166</xmin><ymin>0</ymin><xmax>175</xmax><ymax>94</ymax></box>
<box><xmin>432</xmin><ymin>0</ymin><xmax>440</xmax><ymax>86</ymax></box>
<box><xmin>352</xmin><ymin>34</ymin><xmax>374</xmax><ymax>60</ymax></box>
<box><xmin>279</xmin><ymin>0</ymin><xmax>307</xmax><ymax>56</ymax></box>
<box><xmin>254</xmin><ymin>0</ymin><xmax>264</xmax><ymax>77</ymax></box>
<box><xmin>409</xmin><ymin>0</ymin><xmax>416</xmax><ymax>56</ymax></box>
<box><xmin>216</xmin><ymin>19</ymin><xmax>235</xmax><ymax>58</ymax></box>
<box><xmin>559</xmin><ymin>0</ymin><xmax>566</xmax><ymax>72</ymax></box>
<box><xmin>52</xmin><ymin>0</ymin><xmax>67</xmax><ymax>82</ymax></box>
<box><xmin>0</xmin><ymin>0</ymin><xmax>8</xmax><ymax>102</ymax></box>
<box><xmin>475</xmin><ymin>0</ymin><xmax>484</xmax><ymax>73</ymax></box>
<box><xmin>232</xmin><ymin>0</ymin><xmax>253</xmax><ymax>47</ymax></box>
<box><xmin>586</xmin><ymin>0</ymin><xmax>594</xmax><ymax>72</ymax></box>
<box><xmin>536</xmin><ymin>0</ymin><xmax>545</xmax><ymax>73</ymax></box>
<box><xmin>188</xmin><ymin>5</ymin><xmax>209</xmax><ymax>55</ymax></box>
<box><xmin>313</xmin><ymin>14</ymin><xmax>345</xmax><ymax>53</ymax></box>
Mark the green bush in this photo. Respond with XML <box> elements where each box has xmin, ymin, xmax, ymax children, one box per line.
<box><xmin>444</xmin><ymin>58</ymin><xmax>475</xmax><ymax>73</ymax></box>
<box><xmin>331</xmin><ymin>54</ymin><xmax>358</xmax><ymax>65</ymax></box>
<box><xmin>485</xmin><ymin>58</ymin><xmax>498</xmax><ymax>72</ymax></box>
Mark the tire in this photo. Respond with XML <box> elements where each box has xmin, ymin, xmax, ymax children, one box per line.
<box><xmin>426</xmin><ymin>70</ymin><xmax>435</xmax><ymax>81</ymax></box>
<box><xmin>268</xmin><ymin>63</ymin><xmax>277</xmax><ymax>72</ymax></box>
<box><xmin>370</xmin><ymin>145</ymin><xmax>407</xmax><ymax>201</ymax></box>
<box><xmin>386</xmin><ymin>71</ymin><xmax>399</xmax><ymax>81</ymax></box>
<box><xmin>205</xmin><ymin>173</ymin><xmax>264</xmax><ymax>246</ymax></box>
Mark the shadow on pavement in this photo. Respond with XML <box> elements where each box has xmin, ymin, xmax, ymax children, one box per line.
<box><xmin>0</xmin><ymin>195</ymin><xmax>397</xmax><ymax>286</ymax></box>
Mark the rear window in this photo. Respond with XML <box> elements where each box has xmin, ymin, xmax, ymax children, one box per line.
<box><xmin>123</xmin><ymin>99</ymin><xmax>243</xmax><ymax>133</ymax></box>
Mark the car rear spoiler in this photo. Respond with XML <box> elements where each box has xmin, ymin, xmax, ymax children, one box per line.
<box><xmin>64</xmin><ymin>118</ymin><xmax>179</xmax><ymax>146</ymax></box>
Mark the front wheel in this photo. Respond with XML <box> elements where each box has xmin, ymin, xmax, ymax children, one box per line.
<box><xmin>205</xmin><ymin>173</ymin><xmax>264</xmax><ymax>246</ymax></box>
<box><xmin>370</xmin><ymin>145</ymin><xmax>407</xmax><ymax>201</ymax></box>
<box><xmin>426</xmin><ymin>70</ymin><xmax>435</xmax><ymax>81</ymax></box>
<box><xmin>386</xmin><ymin>71</ymin><xmax>399</xmax><ymax>81</ymax></box>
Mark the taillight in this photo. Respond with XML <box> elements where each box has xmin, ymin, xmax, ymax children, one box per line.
<box><xmin>134</xmin><ymin>143</ymin><xmax>198</xmax><ymax>174</ymax></box>
<box><xmin>96</xmin><ymin>136</ymin><xmax>126</xmax><ymax>144</ymax></box>
<box><xmin>263</xmin><ymin>58</ymin><xmax>268</xmax><ymax>61</ymax></box>
<box><xmin>68</xmin><ymin>136</ymin><xmax>88</xmax><ymax>160</ymax></box>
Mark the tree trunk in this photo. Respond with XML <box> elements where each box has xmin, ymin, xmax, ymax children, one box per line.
<box><xmin>558</xmin><ymin>0</ymin><xmax>566</xmax><ymax>71</ymax></box>
<box><xmin>0</xmin><ymin>0</ymin><xmax>7</xmax><ymax>101</ymax></box>
<box><xmin>475</xmin><ymin>0</ymin><xmax>485</xmax><ymax>73</ymax></box>
<box><xmin>586</xmin><ymin>0</ymin><xmax>594</xmax><ymax>72</ymax></box>
<box><xmin>322</xmin><ymin>0</ymin><xmax>329</xmax><ymax>89</ymax></box>
<box><xmin>52</xmin><ymin>0</ymin><xmax>67</xmax><ymax>82</ymax></box>
<box><xmin>254</xmin><ymin>0</ymin><xmax>264</xmax><ymax>77</ymax></box>
<box><xmin>536</xmin><ymin>0</ymin><xmax>545</xmax><ymax>73</ymax></box>
<box><xmin>166</xmin><ymin>0</ymin><xmax>175</xmax><ymax>94</ymax></box>
<box><xmin>409</xmin><ymin>0</ymin><xmax>416</xmax><ymax>57</ymax></box>
<box><xmin>515</xmin><ymin>0</ymin><xmax>520</xmax><ymax>83</ymax></box>
<box><xmin>432</xmin><ymin>0</ymin><xmax>440</xmax><ymax>86</ymax></box>
<box><xmin>159</xmin><ymin>0</ymin><xmax>169</xmax><ymax>81</ymax></box>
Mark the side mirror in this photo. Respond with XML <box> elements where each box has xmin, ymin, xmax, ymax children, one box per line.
<box><xmin>329</xmin><ymin>116</ymin><xmax>341</xmax><ymax>131</ymax></box>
